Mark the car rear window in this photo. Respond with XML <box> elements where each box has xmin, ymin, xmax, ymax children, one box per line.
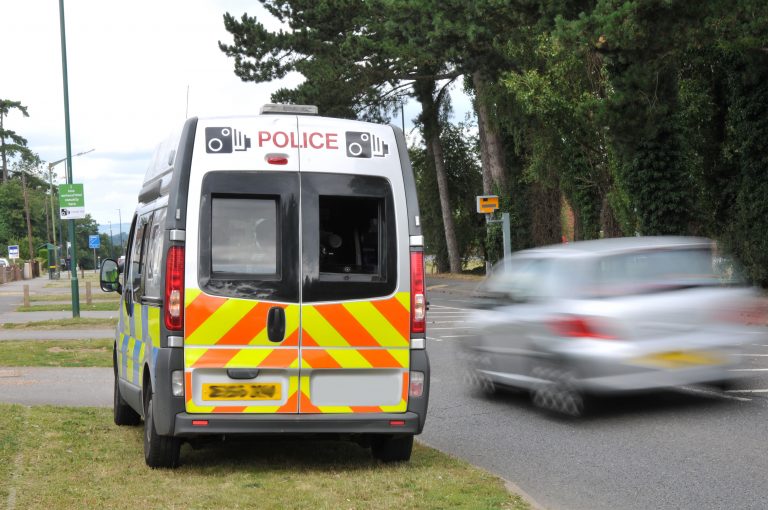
<box><xmin>586</xmin><ymin>248</ymin><xmax>736</xmax><ymax>297</ymax></box>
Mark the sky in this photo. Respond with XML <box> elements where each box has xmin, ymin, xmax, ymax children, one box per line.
<box><xmin>1</xmin><ymin>0</ymin><xmax>436</xmax><ymax>229</ymax></box>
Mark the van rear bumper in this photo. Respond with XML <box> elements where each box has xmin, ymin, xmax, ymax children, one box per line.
<box><xmin>173</xmin><ymin>412</ymin><xmax>422</xmax><ymax>436</ymax></box>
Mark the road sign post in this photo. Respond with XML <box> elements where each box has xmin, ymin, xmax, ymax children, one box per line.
<box><xmin>477</xmin><ymin>195</ymin><xmax>511</xmax><ymax>271</ymax></box>
<box><xmin>8</xmin><ymin>245</ymin><xmax>19</xmax><ymax>260</ymax></box>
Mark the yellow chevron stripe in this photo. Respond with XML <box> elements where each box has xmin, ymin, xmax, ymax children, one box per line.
<box><xmin>343</xmin><ymin>301</ymin><xmax>408</xmax><ymax>347</ymax></box>
<box><xmin>380</xmin><ymin>401</ymin><xmax>407</xmax><ymax>412</ymax></box>
<box><xmin>225</xmin><ymin>348</ymin><xmax>273</xmax><ymax>368</ymax></box>
<box><xmin>126</xmin><ymin>337</ymin><xmax>135</xmax><ymax>381</ymax></box>
<box><xmin>133</xmin><ymin>303</ymin><xmax>143</xmax><ymax>340</ymax></box>
<box><xmin>184</xmin><ymin>347</ymin><xmax>208</xmax><ymax>367</ymax></box>
<box><xmin>389</xmin><ymin>349</ymin><xmax>410</xmax><ymax>368</ymax></box>
<box><xmin>138</xmin><ymin>342</ymin><xmax>146</xmax><ymax>367</ymax></box>
<box><xmin>317</xmin><ymin>405</ymin><xmax>354</xmax><ymax>413</ymax></box>
<box><xmin>395</xmin><ymin>291</ymin><xmax>410</xmax><ymax>310</ymax></box>
<box><xmin>185</xmin><ymin>288</ymin><xmax>201</xmax><ymax>307</ymax></box>
<box><xmin>147</xmin><ymin>306</ymin><xmax>161</xmax><ymax>349</ymax></box>
<box><xmin>302</xmin><ymin>306</ymin><xmax>348</xmax><ymax>346</ymax></box>
<box><xmin>185</xmin><ymin>299</ymin><xmax>257</xmax><ymax>346</ymax></box>
<box><xmin>326</xmin><ymin>349</ymin><xmax>373</xmax><ymax>369</ymax></box>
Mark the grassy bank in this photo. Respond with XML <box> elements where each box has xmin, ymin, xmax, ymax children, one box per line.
<box><xmin>0</xmin><ymin>318</ymin><xmax>118</xmax><ymax>330</ymax></box>
<box><xmin>17</xmin><ymin>302</ymin><xmax>119</xmax><ymax>312</ymax></box>
<box><xmin>0</xmin><ymin>339</ymin><xmax>112</xmax><ymax>367</ymax></box>
<box><xmin>0</xmin><ymin>405</ymin><xmax>526</xmax><ymax>509</ymax></box>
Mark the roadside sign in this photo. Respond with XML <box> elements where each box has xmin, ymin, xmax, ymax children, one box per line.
<box><xmin>8</xmin><ymin>245</ymin><xmax>19</xmax><ymax>259</ymax></box>
<box><xmin>476</xmin><ymin>195</ymin><xmax>500</xmax><ymax>214</ymax></box>
<box><xmin>88</xmin><ymin>235</ymin><xmax>101</xmax><ymax>249</ymax></box>
<box><xmin>59</xmin><ymin>183</ymin><xmax>86</xmax><ymax>219</ymax></box>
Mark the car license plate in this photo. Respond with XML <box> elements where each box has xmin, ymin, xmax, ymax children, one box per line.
<box><xmin>202</xmin><ymin>383</ymin><xmax>281</xmax><ymax>401</ymax></box>
<box><xmin>632</xmin><ymin>351</ymin><xmax>724</xmax><ymax>369</ymax></box>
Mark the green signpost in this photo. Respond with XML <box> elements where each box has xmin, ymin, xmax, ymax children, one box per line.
<box><xmin>58</xmin><ymin>183</ymin><xmax>85</xmax><ymax>219</ymax></box>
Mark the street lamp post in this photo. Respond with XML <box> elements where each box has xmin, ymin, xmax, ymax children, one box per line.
<box><xmin>58</xmin><ymin>0</ymin><xmax>79</xmax><ymax>318</ymax></box>
<box><xmin>48</xmin><ymin>149</ymin><xmax>94</xmax><ymax>278</ymax></box>
<box><xmin>117</xmin><ymin>209</ymin><xmax>124</xmax><ymax>254</ymax></box>
<box><xmin>108</xmin><ymin>221</ymin><xmax>114</xmax><ymax>259</ymax></box>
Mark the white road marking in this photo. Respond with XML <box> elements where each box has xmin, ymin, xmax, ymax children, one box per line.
<box><xmin>726</xmin><ymin>389</ymin><xmax>768</xmax><ymax>394</ymax></box>
<box><xmin>428</xmin><ymin>326</ymin><xmax>477</xmax><ymax>330</ymax></box>
<box><xmin>733</xmin><ymin>354</ymin><xmax>768</xmax><ymax>357</ymax></box>
<box><xmin>730</xmin><ymin>368</ymin><xmax>768</xmax><ymax>372</ymax></box>
<box><xmin>678</xmin><ymin>386</ymin><xmax>751</xmax><ymax>402</ymax></box>
<box><xmin>427</xmin><ymin>337</ymin><xmax>443</xmax><ymax>342</ymax></box>
<box><xmin>437</xmin><ymin>335</ymin><xmax>475</xmax><ymax>338</ymax></box>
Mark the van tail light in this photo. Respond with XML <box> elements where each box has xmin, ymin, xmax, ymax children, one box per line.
<box><xmin>549</xmin><ymin>315</ymin><xmax>615</xmax><ymax>340</ymax></box>
<box><xmin>164</xmin><ymin>246</ymin><xmax>185</xmax><ymax>331</ymax></box>
<box><xmin>410</xmin><ymin>250</ymin><xmax>426</xmax><ymax>334</ymax></box>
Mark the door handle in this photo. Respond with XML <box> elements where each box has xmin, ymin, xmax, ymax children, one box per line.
<box><xmin>267</xmin><ymin>306</ymin><xmax>286</xmax><ymax>343</ymax></box>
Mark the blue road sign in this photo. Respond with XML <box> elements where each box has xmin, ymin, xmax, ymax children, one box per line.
<box><xmin>8</xmin><ymin>245</ymin><xmax>19</xmax><ymax>258</ymax></box>
<box><xmin>88</xmin><ymin>235</ymin><xmax>101</xmax><ymax>249</ymax></box>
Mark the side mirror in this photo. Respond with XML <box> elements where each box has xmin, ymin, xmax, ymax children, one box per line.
<box><xmin>100</xmin><ymin>259</ymin><xmax>122</xmax><ymax>294</ymax></box>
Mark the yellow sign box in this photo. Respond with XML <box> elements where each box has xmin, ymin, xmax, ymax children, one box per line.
<box><xmin>476</xmin><ymin>195</ymin><xmax>499</xmax><ymax>214</ymax></box>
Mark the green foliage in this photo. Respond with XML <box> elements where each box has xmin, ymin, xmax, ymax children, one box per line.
<box><xmin>412</xmin><ymin>122</ymin><xmax>483</xmax><ymax>271</ymax></box>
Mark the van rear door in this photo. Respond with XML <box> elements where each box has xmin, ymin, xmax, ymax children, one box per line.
<box><xmin>297</xmin><ymin>117</ymin><xmax>411</xmax><ymax>413</ymax></box>
<box><xmin>183</xmin><ymin>116</ymin><xmax>301</xmax><ymax>414</ymax></box>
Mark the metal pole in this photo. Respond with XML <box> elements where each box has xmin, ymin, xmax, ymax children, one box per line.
<box><xmin>59</xmin><ymin>0</ymin><xmax>80</xmax><ymax>318</ymax></box>
<box><xmin>108</xmin><ymin>221</ymin><xmax>114</xmax><ymax>259</ymax></box>
<box><xmin>502</xmin><ymin>212</ymin><xmax>512</xmax><ymax>260</ymax></box>
<box><xmin>117</xmin><ymin>209</ymin><xmax>124</xmax><ymax>254</ymax></box>
<box><xmin>48</xmin><ymin>164</ymin><xmax>58</xmax><ymax>273</ymax></box>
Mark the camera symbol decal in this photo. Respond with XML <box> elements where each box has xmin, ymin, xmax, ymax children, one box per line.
<box><xmin>205</xmin><ymin>127</ymin><xmax>252</xmax><ymax>153</ymax></box>
<box><xmin>345</xmin><ymin>131</ymin><xmax>389</xmax><ymax>158</ymax></box>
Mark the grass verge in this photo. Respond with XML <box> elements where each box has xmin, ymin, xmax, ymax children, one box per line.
<box><xmin>0</xmin><ymin>339</ymin><xmax>112</xmax><ymax>367</ymax></box>
<box><xmin>28</xmin><ymin>293</ymin><xmax>119</xmax><ymax>302</ymax></box>
<box><xmin>1</xmin><ymin>318</ymin><xmax>118</xmax><ymax>330</ymax></box>
<box><xmin>0</xmin><ymin>405</ymin><xmax>527</xmax><ymax>510</ymax></box>
<box><xmin>17</xmin><ymin>302</ymin><xmax>119</xmax><ymax>312</ymax></box>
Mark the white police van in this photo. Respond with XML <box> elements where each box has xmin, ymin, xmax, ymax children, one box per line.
<box><xmin>100</xmin><ymin>104</ymin><xmax>429</xmax><ymax>468</ymax></box>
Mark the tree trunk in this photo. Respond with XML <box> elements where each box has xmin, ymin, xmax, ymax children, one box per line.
<box><xmin>414</xmin><ymin>78</ymin><xmax>462</xmax><ymax>274</ymax></box>
<box><xmin>1</xmin><ymin>113</ymin><xmax>7</xmax><ymax>182</ymax></box>
<box><xmin>472</xmin><ymin>71</ymin><xmax>507</xmax><ymax>192</ymax></box>
<box><xmin>22</xmin><ymin>172</ymin><xmax>34</xmax><ymax>259</ymax></box>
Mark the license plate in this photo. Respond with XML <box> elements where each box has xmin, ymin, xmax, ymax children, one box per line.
<box><xmin>202</xmin><ymin>383</ymin><xmax>281</xmax><ymax>401</ymax></box>
<box><xmin>632</xmin><ymin>351</ymin><xmax>724</xmax><ymax>369</ymax></box>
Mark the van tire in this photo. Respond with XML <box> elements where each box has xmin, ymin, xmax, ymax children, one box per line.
<box><xmin>371</xmin><ymin>434</ymin><xmax>413</xmax><ymax>462</ymax></box>
<box><xmin>143</xmin><ymin>388</ymin><xmax>181</xmax><ymax>468</ymax></box>
<box><xmin>113</xmin><ymin>373</ymin><xmax>140</xmax><ymax>426</ymax></box>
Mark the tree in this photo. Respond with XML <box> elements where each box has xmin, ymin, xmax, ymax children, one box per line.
<box><xmin>0</xmin><ymin>100</ymin><xmax>32</xmax><ymax>182</ymax></box>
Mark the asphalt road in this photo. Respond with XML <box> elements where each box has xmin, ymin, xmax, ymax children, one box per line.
<box><xmin>421</xmin><ymin>291</ymin><xmax>768</xmax><ymax>510</ymax></box>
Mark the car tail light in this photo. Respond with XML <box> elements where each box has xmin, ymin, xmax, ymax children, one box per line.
<box><xmin>409</xmin><ymin>371</ymin><xmax>425</xmax><ymax>397</ymax></box>
<box><xmin>410</xmin><ymin>250</ymin><xmax>426</xmax><ymax>334</ymax></box>
<box><xmin>164</xmin><ymin>246</ymin><xmax>184</xmax><ymax>331</ymax></box>
<box><xmin>549</xmin><ymin>315</ymin><xmax>616</xmax><ymax>340</ymax></box>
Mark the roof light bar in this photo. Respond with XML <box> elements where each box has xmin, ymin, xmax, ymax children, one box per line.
<box><xmin>260</xmin><ymin>104</ymin><xmax>318</xmax><ymax>115</ymax></box>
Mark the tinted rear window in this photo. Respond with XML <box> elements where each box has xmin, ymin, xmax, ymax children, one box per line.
<box><xmin>211</xmin><ymin>198</ymin><xmax>278</xmax><ymax>275</ymax></box>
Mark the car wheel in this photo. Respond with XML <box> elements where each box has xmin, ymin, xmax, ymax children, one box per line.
<box><xmin>113</xmin><ymin>371</ymin><xmax>141</xmax><ymax>426</ymax></box>
<box><xmin>530</xmin><ymin>361</ymin><xmax>586</xmax><ymax>417</ymax></box>
<box><xmin>371</xmin><ymin>434</ymin><xmax>413</xmax><ymax>462</ymax></box>
<box><xmin>143</xmin><ymin>387</ymin><xmax>181</xmax><ymax>468</ymax></box>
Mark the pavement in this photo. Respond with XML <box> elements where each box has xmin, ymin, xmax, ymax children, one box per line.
<box><xmin>0</xmin><ymin>274</ymin><xmax>482</xmax><ymax>407</ymax></box>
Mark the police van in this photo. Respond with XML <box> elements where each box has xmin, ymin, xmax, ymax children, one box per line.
<box><xmin>100</xmin><ymin>104</ymin><xmax>430</xmax><ymax>468</ymax></box>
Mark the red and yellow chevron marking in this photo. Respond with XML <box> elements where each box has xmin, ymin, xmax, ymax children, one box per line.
<box><xmin>184</xmin><ymin>289</ymin><xmax>300</xmax><ymax>347</ymax></box>
<box><xmin>301</xmin><ymin>293</ymin><xmax>410</xmax><ymax>348</ymax></box>
<box><xmin>301</xmin><ymin>348</ymin><xmax>408</xmax><ymax>369</ymax></box>
<box><xmin>298</xmin><ymin>371</ymin><xmax>409</xmax><ymax>414</ymax></box>
<box><xmin>185</xmin><ymin>347</ymin><xmax>300</xmax><ymax>369</ymax></box>
<box><xmin>184</xmin><ymin>370</ymin><xmax>300</xmax><ymax>414</ymax></box>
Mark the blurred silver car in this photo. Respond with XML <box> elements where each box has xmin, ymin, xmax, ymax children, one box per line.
<box><xmin>462</xmin><ymin>237</ymin><xmax>766</xmax><ymax>416</ymax></box>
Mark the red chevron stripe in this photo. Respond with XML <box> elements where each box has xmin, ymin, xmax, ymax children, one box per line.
<box><xmin>216</xmin><ymin>301</ymin><xmax>271</xmax><ymax>345</ymax></box>
<box><xmin>301</xmin><ymin>328</ymin><xmax>319</xmax><ymax>346</ymax></box>
<box><xmin>358</xmin><ymin>349</ymin><xmax>404</xmax><ymax>369</ymax></box>
<box><xmin>185</xmin><ymin>371</ymin><xmax>193</xmax><ymax>404</ymax></box>
<box><xmin>302</xmin><ymin>349</ymin><xmax>342</xmax><ymax>369</ymax></box>
<box><xmin>276</xmin><ymin>390</ymin><xmax>298</xmax><ymax>413</ymax></box>
<box><xmin>313</xmin><ymin>304</ymin><xmax>379</xmax><ymax>347</ymax></box>
<box><xmin>371</xmin><ymin>296</ymin><xmax>410</xmax><ymax>341</ymax></box>
<box><xmin>258</xmin><ymin>348</ymin><xmax>299</xmax><ymax>368</ymax></box>
<box><xmin>349</xmin><ymin>406</ymin><xmax>384</xmax><ymax>413</ymax></box>
<box><xmin>300</xmin><ymin>391</ymin><xmax>322</xmax><ymax>413</ymax></box>
<box><xmin>185</xmin><ymin>292</ymin><xmax>226</xmax><ymax>337</ymax></box>
<box><xmin>191</xmin><ymin>348</ymin><xmax>239</xmax><ymax>368</ymax></box>
<box><xmin>212</xmin><ymin>406</ymin><xmax>247</xmax><ymax>413</ymax></box>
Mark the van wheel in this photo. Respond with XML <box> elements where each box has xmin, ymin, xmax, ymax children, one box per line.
<box><xmin>371</xmin><ymin>434</ymin><xmax>413</xmax><ymax>462</ymax></box>
<box><xmin>143</xmin><ymin>388</ymin><xmax>181</xmax><ymax>468</ymax></box>
<box><xmin>113</xmin><ymin>373</ymin><xmax>140</xmax><ymax>426</ymax></box>
<box><xmin>530</xmin><ymin>361</ymin><xmax>586</xmax><ymax>417</ymax></box>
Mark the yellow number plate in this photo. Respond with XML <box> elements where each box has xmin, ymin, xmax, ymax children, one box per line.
<box><xmin>202</xmin><ymin>383</ymin><xmax>281</xmax><ymax>401</ymax></box>
<box><xmin>632</xmin><ymin>351</ymin><xmax>724</xmax><ymax>369</ymax></box>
